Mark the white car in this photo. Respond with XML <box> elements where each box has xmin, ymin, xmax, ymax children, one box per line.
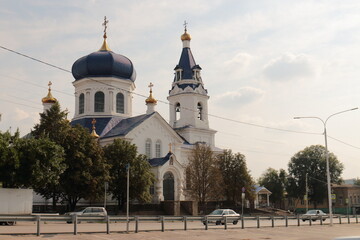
<box><xmin>65</xmin><ymin>207</ymin><xmax>107</xmax><ymax>223</ymax></box>
<box><xmin>203</xmin><ymin>209</ymin><xmax>240</xmax><ymax>225</ymax></box>
<box><xmin>301</xmin><ymin>209</ymin><xmax>327</xmax><ymax>221</ymax></box>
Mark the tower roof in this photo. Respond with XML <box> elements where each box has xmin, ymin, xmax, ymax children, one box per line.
<box><xmin>42</xmin><ymin>81</ymin><xmax>57</xmax><ymax>104</ymax></box>
<box><xmin>71</xmin><ymin>17</ymin><xmax>136</xmax><ymax>82</ymax></box>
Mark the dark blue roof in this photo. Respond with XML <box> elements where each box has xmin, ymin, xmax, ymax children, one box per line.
<box><xmin>148</xmin><ymin>152</ymin><xmax>172</xmax><ymax>167</ymax></box>
<box><xmin>72</xmin><ymin>50</ymin><xmax>136</xmax><ymax>81</ymax></box>
<box><xmin>176</xmin><ymin>47</ymin><xmax>198</xmax><ymax>79</ymax></box>
<box><xmin>71</xmin><ymin>117</ymin><xmax>114</xmax><ymax>135</ymax></box>
<box><xmin>101</xmin><ymin>113</ymin><xmax>154</xmax><ymax>139</ymax></box>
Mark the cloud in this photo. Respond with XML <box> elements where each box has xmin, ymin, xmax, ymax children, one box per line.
<box><xmin>224</xmin><ymin>52</ymin><xmax>254</xmax><ymax>70</ymax></box>
<box><xmin>214</xmin><ymin>87</ymin><xmax>264</xmax><ymax>107</ymax></box>
<box><xmin>263</xmin><ymin>53</ymin><xmax>315</xmax><ymax>82</ymax></box>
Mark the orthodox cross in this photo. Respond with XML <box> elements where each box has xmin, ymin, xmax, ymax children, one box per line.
<box><xmin>169</xmin><ymin>143</ymin><xmax>172</xmax><ymax>153</ymax></box>
<box><xmin>148</xmin><ymin>82</ymin><xmax>154</xmax><ymax>92</ymax></box>
<box><xmin>48</xmin><ymin>81</ymin><xmax>52</xmax><ymax>90</ymax></box>
<box><xmin>183</xmin><ymin>20</ymin><xmax>188</xmax><ymax>32</ymax></box>
<box><xmin>92</xmin><ymin>118</ymin><xmax>97</xmax><ymax>130</ymax></box>
<box><xmin>102</xmin><ymin>16</ymin><xmax>109</xmax><ymax>38</ymax></box>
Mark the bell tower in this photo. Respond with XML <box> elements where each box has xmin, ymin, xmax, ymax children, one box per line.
<box><xmin>167</xmin><ymin>23</ymin><xmax>216</xmax><ymax>146</ymax></box>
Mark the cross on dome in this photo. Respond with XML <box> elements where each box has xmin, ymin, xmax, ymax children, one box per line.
<box><xmin>102</xmin><ymin>16</ymin><xmax>109</xmax><ymax>39</ymax></box>
<box><xmin>183</xmin><ymin>20</ymin><xmax>188</xmax><ymax>32</ymax></box>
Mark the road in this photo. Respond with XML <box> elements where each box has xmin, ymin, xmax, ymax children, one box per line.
<box><xmin>1</xmin><ymin>219</ymin><xmax>360</xmax><ymax>240</ymax></box>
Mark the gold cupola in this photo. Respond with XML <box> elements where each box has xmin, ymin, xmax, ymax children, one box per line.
<box><xmin>181</xmin><ymin>20</ymin><xmax>191</xmax><ymax>41</ymax></box>
<box><xmin>42</xmin><ymin>81</ymin><xmax>57</xmax><ymax>104</ymax></box>
<box><xmin>99</xmin><ymin>16</ymin><xmax>111</xmax><ymax>51</ymax></box>
<box><xmin>145</xmin><ymin>82</ymin><xmax>157</xmax><ymax>104</ymax></box>
<box><xmin>90</xmin><ymin>118</ymin><xmax>100</xmax><ymax>138</ymax></box>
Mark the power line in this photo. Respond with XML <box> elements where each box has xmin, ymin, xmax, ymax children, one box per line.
<box><xmin>328</xmin><ymin>135</ymin><xmax>360</xmax><ymax>150</ymax></box>
<box><xmin>0</xmin><ymin>97</ymin><xmax>42</xmax><ymax>110</ymax></box>
<box><xmin>1</xmin><ymin>44</ymin><xmax>359</xmax><ymax>151</ymax></box>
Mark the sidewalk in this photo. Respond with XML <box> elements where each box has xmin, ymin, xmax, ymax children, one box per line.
<box><xmin>2</xmin><ymin>224</ymin><xmax>360</xmax><ymax>240</ymax></box>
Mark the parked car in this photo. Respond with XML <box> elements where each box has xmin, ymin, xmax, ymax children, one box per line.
<box><xmin>65</xmin><ymin>207</ymin><xmax>107</xmax><ymax>223</ymax></box>
<box><xmin>203</xmin><ymin>209</ymin><xmax>240</xmax><ymax>225</ymax></box>
<box><xmin>301</xmin><ymin>209</ymin><xmax>327</xmax><ymax>221</ymax></box>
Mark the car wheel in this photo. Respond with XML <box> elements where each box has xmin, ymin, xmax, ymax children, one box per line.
<box><xmin>216</xmin><ymin>220</ymin><xmax>221</xmax><ymax>225</ymax></box>
<box><xmin>5</xmin><ymin>222</ymin><xmax>14</xmax><ymax>226</ymax></box>
<box><xmin>66</xmin><ymin>221</ymin><xmax>72</xmax><ymax>224</ymax></box>
<box><xmin>302</xmin><ymin>219</ymin><xmax>306</xmax><ymax>222</ymax></box>
<box><xmin>312</xmin><ymin>219</ymin><xmax>316</xmax><ymax>222</ymax></box>
<box><xmin>233</xmin><ymin>221</ymin><xmax>238</xmax><ymax>225</ymax></box>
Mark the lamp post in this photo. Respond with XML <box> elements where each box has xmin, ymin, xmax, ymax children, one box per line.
<box><xmin>294</xmin><ymin>107</ymin><xmax>358</xmax><ymax>226</ymax></box>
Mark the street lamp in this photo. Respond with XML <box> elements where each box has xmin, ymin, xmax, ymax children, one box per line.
<box><xmin>294</xmin><ymin>107</ymin><xmax>358</xmax><ymax>226</ymax></box>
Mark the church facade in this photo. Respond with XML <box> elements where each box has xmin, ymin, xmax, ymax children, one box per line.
<box><xmin>44</xmin><ymin>23</ymin><xmax>220</xmax><ymax>204</ymax></box>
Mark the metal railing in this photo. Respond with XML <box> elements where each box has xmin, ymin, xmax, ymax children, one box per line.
<box><xmin>0</xmin><ymin>214</ymin><xmax>359</xmax><ymax>236</ymax></box>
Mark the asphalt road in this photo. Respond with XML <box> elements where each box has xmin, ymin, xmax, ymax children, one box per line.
<box><xmin>1</xmin><ymin>220</ymin><xmax>360</xmax><ymax>240</ymax></box>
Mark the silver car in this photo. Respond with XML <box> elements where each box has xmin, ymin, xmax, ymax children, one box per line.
<box><xmin>301</xmin><ymin>209</ymin><xmax>327</xmax><ymax>221</ymax></box>
<box><xmin>203</xmin><ymin>209</ymin><xmax>240</xmax><ymax>225</ymax></box>
<box><xmin>66</xmin><ymin>207</ymin><xmax>107</xmax><ymax>223</ymax></box>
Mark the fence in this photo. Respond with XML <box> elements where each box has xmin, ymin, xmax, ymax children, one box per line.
<box><xmin>0</xmin><ymin>214</ymin><xmax>359</xmax><ymax>236</ymax></box>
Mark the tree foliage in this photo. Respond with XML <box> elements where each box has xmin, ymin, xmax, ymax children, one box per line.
<box><xmin>287</xmin><ymin>145</ymin><xmax>343</xmax><ymax>208</ymax></box>
<box><xmin>0</xmin><ymin>130</ymin><xmax>20</xmax><ymax>188</ymax></box>
<box><xmin>186</xmin><ymin>144</ymin><xmax>223</xmax><ymax>203</ymax></box>
<box><xmin>258</xmin><ymin>168</ymin><xmax>287</xmax><ymax>207</ymax></box>
<box><xmin>32</xmin><ymin>103</ymin><xmax>109</xmax><ymax>210</ymax></box>
<box><xmin>103</xmin><ymin>139</ymin><xmax>155</xmax><ymax>210</ymax></box>
<box><xmin>218</xmin><ymin>150</ymin><xmax>255</xmax><ymax>203</ymax></box>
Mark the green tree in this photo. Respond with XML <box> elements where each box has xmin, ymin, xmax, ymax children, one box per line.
<box><xmin>0</xmin><ymin>130</ymin><xmax>20</xmax><ymax>188</ymax></box>
<box><xmin>287</xmin><ymin>145</ymin><xmax>343</xmax><ymax>208</ymax></box>
<box><xmin>32</xmin><ymin>103</ymin><xmax>109</xmax><ymax>211</ymax></box>
<box><xmin>258</xmin><ymin>168</ymin><xmax>287</xmax><ymax>208</ymax></box>
<box><xmin>15</xmin><ymin>138</ymin><xmax>66</xmax><ymax>194</ymax></box>
<box><xmin>186</xmin><ymin>144</ymin><xmax>223</xmax><ymax>203</ymax></box>
<box><xmin>59</xmin><ymin>125</ymin><xmax>109</xmax><ymax>211</ymax></box>
<box><xmin>103</xmin><ymin>139</ymin><xmax>155</xmax><ymax>210</ymax></box>
<box><xmin>218</xmin><ymin>150</ymin><xmax>255</xmax><ymax>203</ymax></box>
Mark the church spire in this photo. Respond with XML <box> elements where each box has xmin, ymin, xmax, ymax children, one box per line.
<box><xmin>42</xmin><ymin>81</ymin><xmax>57</xmax><ymax>112</ymax></box>
<box><xmin>146</xmin><ymin>82</ymin><xmax>157</xmax><ymax>114</ymax></box>
<box><xmin>99</xmin><ymin>16</ymin><xmax>111</xmax><ymax>51</ymax></box>
<box><xmin>90</xmin><ymin>118</ymin><xmax>100</xmax><ymax>138</ymax></box>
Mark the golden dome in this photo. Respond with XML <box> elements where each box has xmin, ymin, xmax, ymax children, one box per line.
<box><xmin>145</xmin><ymin>82</ymin><xmax>157</xmax><ymax>104</ymax></box>
<box><xmin>42</xmin><ymin>81</ymin><xmax>57</xmax><ymax>104</ymax></box>
<box><xmin>181</xmin><ymin>30</ymin><xmax>191</xmax><ymax>41</ymax></box>
<box><xmin>90</xmin><ymin>118</ymin><xmax>100</xmax><ymax>138</ymax></box>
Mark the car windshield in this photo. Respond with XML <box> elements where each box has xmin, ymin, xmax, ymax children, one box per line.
<box><xmin>209</xmin><ymin>209</ymin><xmax>224</xmax><ymax>215</ymax></box>
<box><xmin>306</xmin><ymin>210</ymin><xmax>317</xmax><ymax>214</ymax></box>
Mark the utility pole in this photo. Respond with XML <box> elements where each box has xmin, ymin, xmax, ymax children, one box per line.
<box><xmin>306</xmin><ymin>173</ymin><xmax>308</xmax><ymax>212</ymax></box>
<box><xmin>126</xmin><ymin>164</ymin><xmax>130</xmax><ymax>233</ymax></box>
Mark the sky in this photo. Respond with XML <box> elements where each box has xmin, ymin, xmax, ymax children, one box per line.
<box><xmin>1</xmin><ymin>0</ymin><xmax>360</xmax><ymax>181</ymax></box>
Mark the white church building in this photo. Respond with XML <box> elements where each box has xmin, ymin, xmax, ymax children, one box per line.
<box><xmin>42</xmin><ymin>23</ymin><xmax>221</xmax><ymax>205</ymax></box>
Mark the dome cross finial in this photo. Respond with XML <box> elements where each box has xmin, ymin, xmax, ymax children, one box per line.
<box><xmin>102</xmin><ymin>16</ymin><xmax>109</xmax><ymax>39</ymax></box>
<box><xmin>48</xmin><ymin>81</ymin><xmax>52</xmax><ymax>90</ymax></box>
<box><xmin>183</xmin><ymin>20</ymin><xmax>188</xmax><ymax>32</ymax></box>
<box><xmin>99</xmin><ymin>16</ymin><xmax>111</xmax><ymax>51</ymax></box>
<box><xmin>90</xmin><ymin>118</ymin><xmax>100</xmax><ymax>138</ymax></box>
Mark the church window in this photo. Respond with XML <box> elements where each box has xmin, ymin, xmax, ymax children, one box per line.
<box><xmin>155</xmin><ymin>140</ymin><xmax>161</xmax><ymax>158</ymax></box>
<box><xmin>197</xmin><ymin>102</ymin><xmax>203</xmax><ymax>120</ymax></box>
<box><xmin>116</xmin><ymin>93</ymin><xmax>124</xmax><ymax>113</ymax></box>
<box><xmin>149</xmin><ymin>184</ymin><xmax>155</xmax><ymax>195</ymax></box>
<box><xmin>94</xmin><ymin>91</ymin><xmax>105</xmax><ymax>112</ymax></box>
<box><xmin>145</xmin><ymin>139</ymin><xmax>152</xmax><ymax>158</ymax></box>
<box><xmin>175</xmin><ymin>103</ymin><xmax>181</xmax><ymax>121</ymax></box>
<box><xmin>79</xmin><ymin>93</ymin><xmax>84</xmax><ymax>114</ymax></box>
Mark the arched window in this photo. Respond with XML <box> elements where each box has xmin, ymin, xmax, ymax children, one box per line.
<box><xmin>79</xmin><ymin>93</ymin><xmax>84</xmax><ymax>114</ymax></box>
<box><xmin>175</xmin><ymin>103</ymin><xmax>181</xmax><ymax>121</ymax></box>
<box><xmin>116</xmin><ymin>93</ymin><xmax>124</xmax><ymax>113</ymax></box>
<box><xmin>94</xmin><ymin>91</ymin><xmax>105</xmax><ymax>112</ymax></box>
<box><xmin>197</xmin><ymin>102</ymin><xmax>203</xmax><ymax>120</ymax></box>
<box><xmin>155</xmin><ymin>140</ymin><xmax>161</xmax><ymax>158</ymax></box>
<box><xmin>145</xmin><ymin>139</ymin><xmax>152</xmax><ymax>159</ymax></box>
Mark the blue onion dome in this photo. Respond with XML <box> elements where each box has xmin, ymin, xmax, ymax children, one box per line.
<box><xmin>72</xmin><ymin>36</ymin><xmax>136</xmax><ymax>82</ymax></box>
